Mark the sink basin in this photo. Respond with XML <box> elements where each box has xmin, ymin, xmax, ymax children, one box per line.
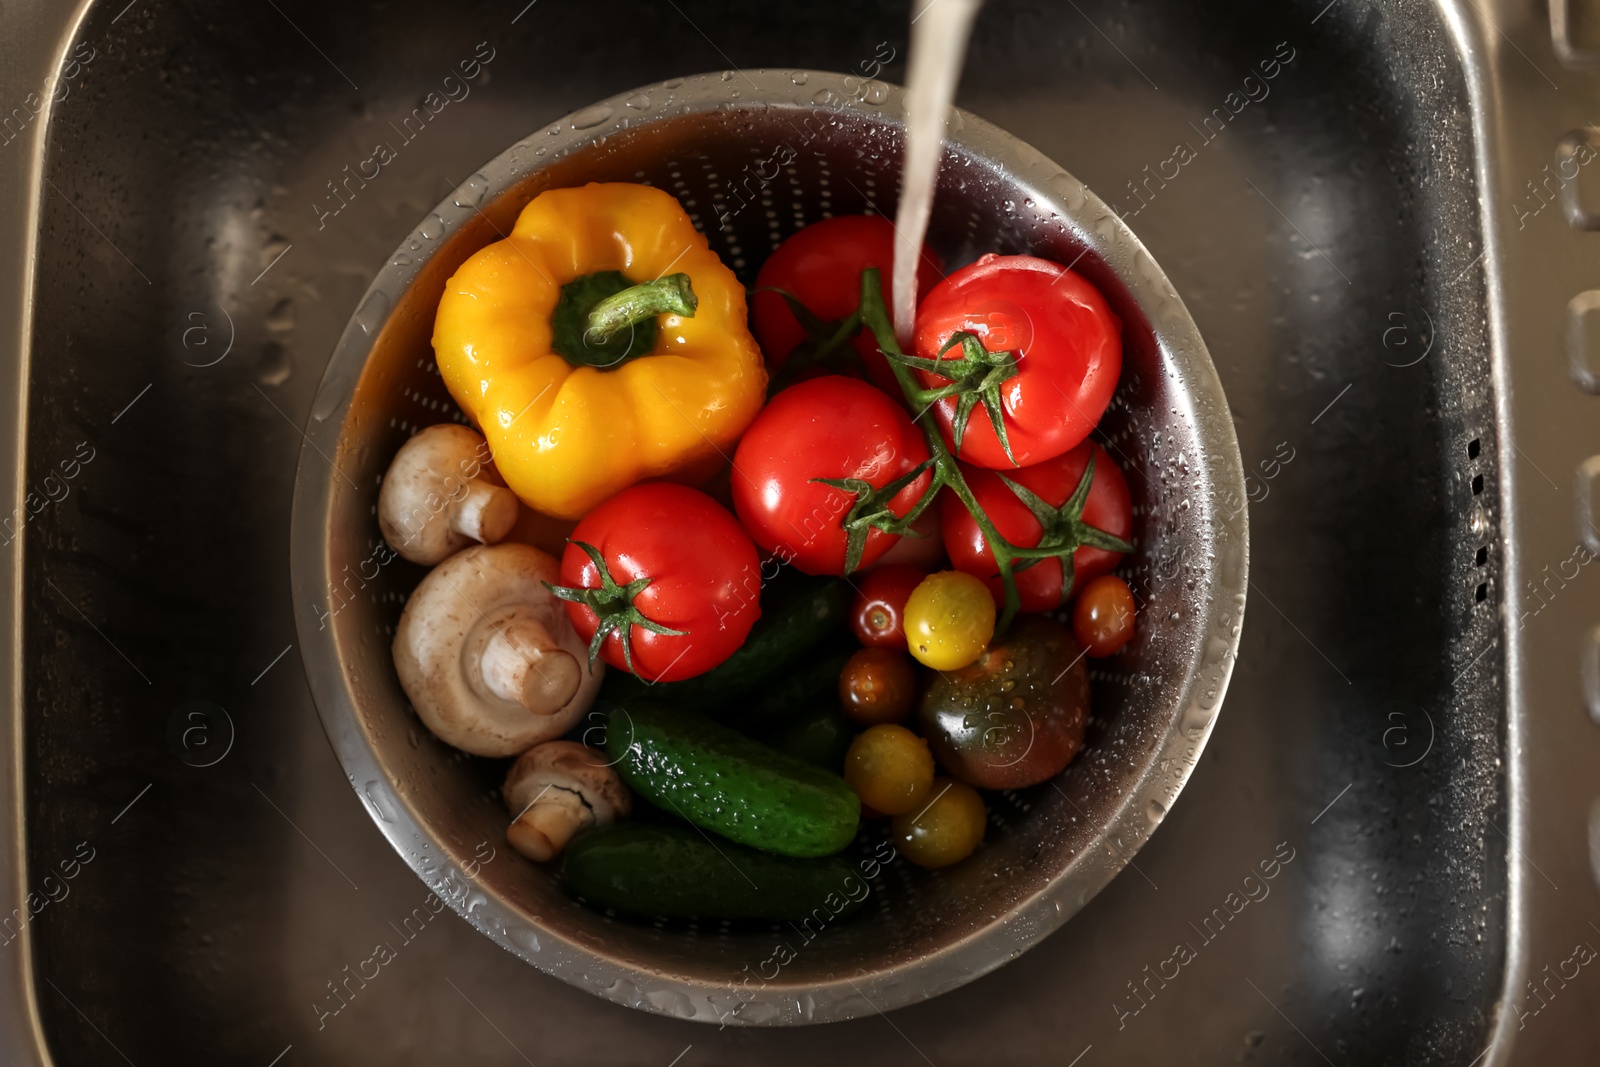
<box><xmin>2</xmin><ymin>0</ymin><xmax>1595</xmax><ymax>1063</ymax></box>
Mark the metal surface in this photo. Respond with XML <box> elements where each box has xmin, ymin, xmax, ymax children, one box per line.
<box><xmin>0</xmin><ymin>0</ymin><xmax>1594</xmax><ymax>1062</ymax></box>
<box><xmin>289</xmin><ymin>70</ymin><xmax>1247</xmax><ymax>1025</ymax></box>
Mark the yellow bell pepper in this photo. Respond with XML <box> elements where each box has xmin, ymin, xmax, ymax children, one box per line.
<box><xmin>432</xmin><ymin>182</ymin><xmax>767</xmax><ymax>520</ymax></box>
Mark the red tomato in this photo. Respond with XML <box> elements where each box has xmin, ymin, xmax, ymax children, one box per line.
<box><xmin>731</xmin><ymin>376</ymin><xmax>932</xmax><ymax>576</ymax></box>
<box><xmin>850</xmin><ymin>564</ymin><xmax>929</xmax><ymax>647</ymax></box>
<box><xmin>941</xmin><ymin>441</ymin><xmax>1132</xmax><ymax>612</ymax></box>
<box><xmin>1073</xmin><ymin>575</ymin><xmax>1137</xmax><ymax>657</ymax></box>
<box><xmin>752</xmin><ymin>215</ymin><xmax>942</xmax><ymax>396</ymax></box>
<box><xmin>912</xmin><ymin>254</ymin><xmax>1121</xmax><ymax>469</ymax></box>
<box><xmin>554</xmin><ymin>483</ymin><xmax>760</xmax><ymax>682</ymax></box>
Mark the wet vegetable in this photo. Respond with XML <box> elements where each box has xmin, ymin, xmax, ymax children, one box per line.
<box><xmin>752</xmin><ymin>214</ymin><xmax>942</xmax><ymax>393</ymax></box>
<box><xmin>562</xmin><ymin>822</ymin><xmax>868</xmax><ymax>921</ymax></box>
<box><xmin>843</xmin><ymin>724</ymin><xmax>935</xmax><ymax>816</ymax></box>
<box><xmin>903</xmin><ymin>570</ymin><xmax>996</xmax><ymax>671</ymax></box>
<box><xmin>1073</xmin><ymin>575</ymin><xmax>1137</xmax><ymax>657</ymax></box>
<box><xmin>910</xmin><ymin>253</ymin><xmax>1121</xmax><ymax>470</ymax></box>
<box><xmin>765</xmin><ymin>703</ymin><xmax>855</xmax><ymax>772</ymax></box>
<box><xmin>917</xmin><ymin>616</ymin><xmax>1089</xmax><ymax>789</ymax></box>
<box><xmin>838</xmin><ymin>647</ymin><xmax>918</xmax><ymax>726</ymax></box>
<box><xmin>550</xmin><ymin>483</ymin><xmax>759</xmax><ymax>681</ymax></box>
<box><xmin>890</xmin><ymin>777</ymin><xmax>986</xmax><ymax>869</ymax></box>
<box><xmin>941</xmin><ymin>441</ymin><xmax>1133</xmax><ymax>611</ymax></box>
<box><xmin>605</xmin><ymin>704</ymin><xmax>859</xmax><ymax>857</ymax></box>
<box><xmin>433</xmin><ymin>182</ymin><xmax>766</xmax><ymax>519</ymax></box>
<box><xmin>731</xmin><ymin>375</ymin><xmax>933</xmax><ymax>575</ymax></box>
<box><xmin>849</xmin><ymin>564</ymin><xmax>928</xmax><ymax>648</ymax></box>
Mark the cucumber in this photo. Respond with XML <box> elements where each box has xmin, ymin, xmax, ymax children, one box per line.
<box><xmin>601</xmin><ymin>575</ymin><xmax>849</xmax><ymax>712</ymax></box>
<box><xmin>718</xmin><ymin>642</ymin><xmax>853</xmax><ymax>734</ymax></box>
<box><xmin>764</xmin><ymin>704</ymin><xmax>855</xmax><ymax>773</ymax></box>
<box><xmin>606</xmin><ymin>704</ymin><xmax>859</xmax><ymax>857</ymax></box>
<box><xmin>562</xmin><ymin>822</ymin><xmax>869</xmax><ymax>921</ymax></box>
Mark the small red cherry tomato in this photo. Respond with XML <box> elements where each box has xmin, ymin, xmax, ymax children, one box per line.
<box><xmin>850</xmin><ymin>564</ymin><xmax>929</xmax><ymax>647</ymax></box>
<box><xmin>942</xmin><ymin>441</ymin><xmax>1131</xmax><ymax>613</ymax></box>
<box><xmin>912</xmin><ymin>254</ymin><xmax>1121</xmax><ymax>469</ymax></box>
<box><xmin>838</xmin><ymin>646</ymin><xmax>918</xmax><ymax>726</ymax></box>
<box><xmin>731</xmin><ymin>375</ymin><xmax>932</xmax><ymax>576</ymax></box>
<box><xmin>552</xmin><ymin>483</ymin><xmax>759</xmax><ymax>682</ymax></box>
<box><xmin>1073</xmin><ymin>575</ymin><xmax>1137</xmax><ymax>657</ymax></box>
<box><xmin>752</xmin><ymin>215</ymin><xmax>942</xmax><ymax>396</ymax></box>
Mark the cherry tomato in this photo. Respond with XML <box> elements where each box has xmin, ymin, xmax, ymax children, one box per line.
<box><xmin>1073</xmin><ymin>575</ymin><xmax>1137</xmax><ymax>657</ymax></box>
<box><xmin>731</xmin><ymin>375</ymin><xmax>932</xmax><ymax>576</ymax></box>
<box><xmin>843</xmin><ymin>724</ymin><xmax>935</xmax><ymax>815</ymax></box>
<box><xmin>912</xmin><ymin>254</ymin><xmax>1121</xmax><ymax>469</ymax></box>
<box><xmin>553</xmin><ymin>483</ymin><xmax>759</xmax><ymax>682</ymax></box>
<box><xmin>838</xmin><ymin>647</ymin><xmax>918</xmax><ymax>726</ymax></box>
<box><xmin>918</xmin><ymin>617</ymin><xmax>1089</xmax><ymax>789</ymax></box>
<box><xmin>942</xmin><ymin>441</ymin><xmax>1132</xmax><ymax>612</ymax></box>
<box><xmin>752</xmin><ymin>215</ymin><xmax>942</xmax><ymax>396</ymax></box>
<box><xmin>850</xmin><ymin>564</ymin><xmax>928</xmax><ymax>647</ymax></box>
<box><xmin>891</xmin><ymin>778</ymin><xmax>986</xmax><ymax>869</ymax></box>
<box><xmin>904</xmin><ymin>570</ymin><xmax>995</xmax><ymax>671</ymax></box>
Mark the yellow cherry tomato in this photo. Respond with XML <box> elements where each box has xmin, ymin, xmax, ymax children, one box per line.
<box><xmin>890</xmin><ymin>777</ymin><xmax>986</xmax><ymax>868</ymax></box>
<box><xmin>843</xmin><ymin>724</ymin><xmax>935</xmax><ymax>815</ymax></box>
<box><xmin>903</xmin><ymin>570</ymin><xmax>996</xmax><ymax>670</ymax></box>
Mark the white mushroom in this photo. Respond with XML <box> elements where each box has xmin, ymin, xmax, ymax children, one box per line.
<box><xmin>503</xmin><ymin>741</ymin><xmax>631</xmax><ymax>861</ymax></box>
<box><xmin>393</xmin><ymin>543</ymin><xmax>602</xmax><ymax>757</ymax></box>
<box><xmin>379</xmin><ymin>423</ymin><xmax>520</xmax><ymax>565</ymax></box>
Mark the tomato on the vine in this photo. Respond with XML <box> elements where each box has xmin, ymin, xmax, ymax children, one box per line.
<box><xmin>550</xmin><ymin>483</ymin><xmax>760</xmax><ymax>682</ymax></box>
<box><xmin>752</xmin><ymin>215</ymin><xmax>942</xmax><ymax>395</ymax></box>
<box><xmin>911</xmin><ymin>253</ymin><xmax>1121</xmax><ymax>469</ymax></box>
<box><xmin>850</xmin><ymin>564</ymin><xmax>928</xmax><ymax>647</ymax></box>
<box><xmin>941</xmin><ymin>441</ymin><xmax>1132</xmax><ymax>613</ymax></box>
<box><xmin>731</xmin><ymin>375</ymin><xmax>932</xmax><ymax>576</ymax></box>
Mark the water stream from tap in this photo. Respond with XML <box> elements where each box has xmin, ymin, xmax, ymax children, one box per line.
<box><xmin>891</xmin><ymin>0</ymin><xmax>983</xmax><ymax>346</ymax></box>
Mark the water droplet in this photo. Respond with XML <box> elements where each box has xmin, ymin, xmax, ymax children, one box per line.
<box><xmin>355</xmin><ymin>289</ymin><xmax>392</xmax><ymax>336</ymax></box>
<box><xmin>417</xmin><ymin>213</ymin><xmax>447</xmax><ymax>241</ymax></box>
<box><xmin>362</xmin><ymin>781</ymin><xmax>395</xmax><ymax>824</ymax></box>
<box><xmin>662</xmin><ymin>77</ymin><xmax>684</xmax><ymax>89</ymax></box>
<box><xmin>720</xmin><ymin>70</ymin><xmax>735</xmax><ymax>82</ymax></box>
<box><xmin>452</xmin><ymin>172</ymin><xmax>491</xmax><ymax>209</ymax></box>
<box><xmin>570</xmin><ymin>103</ymin><xmax>613</xmax><ymax>130</ymax></box>
<box><xmin>791</xmin><ymin>71</ymin><xmax>809</xmax><ymax>85</ymax></box>
<box><xmin>624</xmin><ymin>92</ymin><xmax>651</xmax><ymax>110</ymax></box>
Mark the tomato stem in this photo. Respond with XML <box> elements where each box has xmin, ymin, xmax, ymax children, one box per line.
<box><xmin>853</xmin><ymin>269</ymin><xmax>1034</xmax><ymax>631</ymax></box>
<box><xmin>545</xmin><ymin>541</ymin><xmax>686</xmax><ymax>677</ymax></box>
<box><xmin>757</xmin><ymin>288</ymin><xmax>871</xmax><ymax>390</ymax></box>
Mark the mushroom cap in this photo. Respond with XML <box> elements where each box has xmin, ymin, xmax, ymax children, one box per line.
<box><xmin>504</xmin><ymin>740</ymin><xmax>631</xmax><ymax>823</ymax></box>
<box><xmin>393</xmin><ymin>543</ymin><xmax>602</xmax><ymax>756</ymax></box>
<box><xmin>378</xmin><ymin>423</ymin><xmax>519</xmax><ymax>565</ymax></box>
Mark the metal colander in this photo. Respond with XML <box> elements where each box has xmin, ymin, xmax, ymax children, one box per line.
<box><xmin>289</xmin><ymin>68</ymin><xmax>1248</xmax><ymax>1026</ymax></box>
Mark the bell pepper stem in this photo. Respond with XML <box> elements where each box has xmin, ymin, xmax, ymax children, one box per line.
<box><xmin>584</xmin><ymin>273</ymin><xmax>697</xmax><ymax>348</ymax></box>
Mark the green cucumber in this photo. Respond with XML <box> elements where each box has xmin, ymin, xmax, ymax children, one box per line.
<box><xmin>601</xmin><ymin>575</ymin><xmax>849</xmax><ymax>712</ymax></box>
<box><xmin>606</xmin><ymin>704</ymin><xmax>859</xmax><ymax>857</ymax></box>
<box><xmin>764</xmin><ymin>704</ymin><xmax>855</xmax><ymax>773</ymax></box>
<box><xmin>719</xmin><ymin>642</ymin><xmax>853</xmax><ymax>734</ymax></box>
<box><xmin>562</xmin><ymin>822</ymin><xmax>869</xmax><ymax>921</ymax></box>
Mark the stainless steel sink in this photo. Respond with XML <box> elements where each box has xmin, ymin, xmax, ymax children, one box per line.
<box><xmin>1</xmin><ymin>0</ymin><xmax>1595</xmax><ymax>1063</ymax></box>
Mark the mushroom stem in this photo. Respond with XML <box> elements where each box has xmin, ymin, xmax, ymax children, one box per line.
<box><xmin>507</xmin><ymin>789</ymin><xmax>590</xmax><ymax>862</ymax></box>
<box><xmin>468</xmin><ymin>610</ymin><xmax>582</xmax><ymax>714</ymax></box>
<box><xmin>450</xmin><ymin>479</ymin><xmax>519</xmax><ymax>546</ymax></box>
